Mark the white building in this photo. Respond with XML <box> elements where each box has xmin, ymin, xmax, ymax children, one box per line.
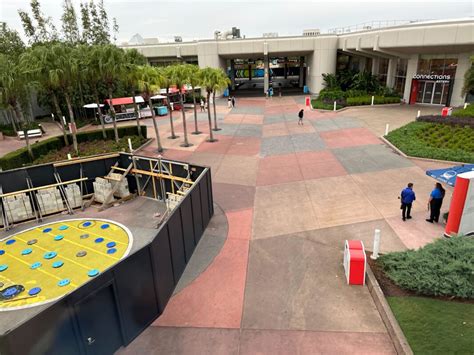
<box><xmin>122</xmin><ymin>18</ymin><xmax>474</xmax><ymax>106</ymax></box>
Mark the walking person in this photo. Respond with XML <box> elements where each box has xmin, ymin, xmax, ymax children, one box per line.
<box><xmin>200</xmin><ymin>98</ymin><xmax>205</xmax><ymax>112</ymax></box>
<box><xmin>298</xmin><ymin>109</ymin><xmax>304</xmax><ymax>125</ymax></box>
<box><xmin>227</xmin><ymin>97</ymin><xmax>232</xmax><ymax>108</ymax></box>
<box><xmin>426</xmin><ymin>182</ymin><xmax>445</xmax><ymax>223</ymax></box>
<box><xmin>400</xmin><ymin>183</ymin><xmax>416</xmax><ymax>221</ymax></box>
<box><xmin>231</xmin><ymin>96</ymin><xmax>236</xmax><ymax>108</ymax></box>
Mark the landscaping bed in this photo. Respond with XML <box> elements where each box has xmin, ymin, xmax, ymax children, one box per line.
<box><xmin>385</xmin><ymin>121</ymin><xmax>474</xmax><ymax>163</ymax></box>
<box><xmin>367</xmin><ymin>236</ymin><xmax>474</xmax><ymax>354</ymax></box>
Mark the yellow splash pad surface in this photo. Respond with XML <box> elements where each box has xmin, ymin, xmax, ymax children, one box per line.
<box><xmin>0</xmin><ymin>219</ymin><xmax>132</xmax><ymax>311</ymax></box>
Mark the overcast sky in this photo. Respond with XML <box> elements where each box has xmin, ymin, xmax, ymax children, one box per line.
<box><xmin>1</xmin><ymin>0</ymin><xmax>473</xmax><ymax>43</ymax></box>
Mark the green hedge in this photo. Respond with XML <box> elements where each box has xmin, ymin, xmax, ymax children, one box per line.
<box><xmin>385</xmin><ymin>121</ymin><xmax>474</xmax><ymax>163</ymax></box>
<box><xmin>452</xmin><ymin>104</ymin><xmax>474</xmax><ymax>118</ymax></box>
<box><xmin>379</xmin><ymin>236</ymin><xmax>474</xmax><ymax>298</ymax></box>
<box><xmin>311</xmin><ymin>99</ymin><xmax>343</xmax><ymax>110</ymax></box>
<box><xmin>346</xmin><ymin>96</ymin><xmax>400</xmax><ymax>106</ymax></box>
<box><xmin>0</xmin><ymin>125</ymin><xmax>147</xmax><ymax>171</ymax></box>
<box><xmin>0</xmin><ymin>122</ymin><xmax>40</xmax><ymax>137</ymax></box>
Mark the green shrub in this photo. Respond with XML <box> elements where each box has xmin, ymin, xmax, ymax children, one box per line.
<box><xmin>346</xmin><ymin>96</ymin><xmax>400</xmax><ymax>106</ymax></box>
<box><xmin>385</xmin><ymin>121</ymin><xmax>474</xmax><ymax>162</ymax></box>
<box><xmin>317</xmin><ymin>89</ymin><xmax>346</xmax><ymax>101</ymax></box>
<box><xmin>379</xmin><ymin>236</ymin><xmax>474</xmax><ymax>298</ymax></box>
<box><xmin>452</xmin><ymin>104</ymin><xmax>474</xmax><ymax>118</ymax></box>
<box><xmin>311</xmin><ymin>99</ymin><xmax>343</xmax><ymax>110</ymax></box>
<box><xmin>0</xmin><ymin>125</ymin><xmax>147</xmax><ymax>170</ymax></box>
<box><xmin>0</xmin><ymin>122</ymin><xmax>39</xmax><ymax>137</ymax></box>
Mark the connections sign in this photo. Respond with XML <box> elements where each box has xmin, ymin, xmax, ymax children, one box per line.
<box><xmin>412</xmin><ymin>74</ymin><xmax>451</xmax><ymax>83</ymax></box>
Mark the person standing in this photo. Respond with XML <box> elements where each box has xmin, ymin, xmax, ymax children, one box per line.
<box><xmin>200</xmin><ymin>98</ymin><xmax>205</xmax><ymax>112</ymax></box>
<box><xmin>231</xmin><ymin>96</ymin><xmax>236</xmax><ymax>108</ymax></box>
<box><xmin>227</xmin><ymin>97</ymin><xmax>232</xmax><ymax>108</ymax></box>
<box><xmin>298</xmin><ymin>109</ymin><xmax>304</xmax><ymax>125</ymax></box>
<box><xmin>400</xmin><ymin>183</ymin><xmax>416</xmax><ymax>221</ymax></box>
<box><xmin>426</xmin><ymin>182</ymin><xmax>445</xmax><ymax>223</ymax></box>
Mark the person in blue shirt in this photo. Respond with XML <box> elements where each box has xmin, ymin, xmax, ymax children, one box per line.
<box><xmin>400</xmin><ymin>183</ymin><xmax>416</xmax><ymax>221</ymax></box>
<box><xmin>426</xmin><ymin>182</ymin><xmax>446</xmax><ymax>223</ymax></box>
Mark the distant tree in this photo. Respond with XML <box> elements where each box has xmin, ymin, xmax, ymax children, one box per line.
<box><xmin>200</xmin><ymin>67</ymin><xmax>217</xmax><ymax>142</ymax></box>
<box><xmin>112</xmin><ymin>18</ymin><xmax>119</xmax><ymax>43</ymax></box>
<box><xmin>61</xmin><ymin>0</ymin><xmax>80</xmax><ymax>44</ymax></box>
<box><xmin>183</xmin><ymin>64</ymin><xmax>202</xmax><ymax>135</ymax></box>
<box><xmin>161</xmin><ymin>66</ymin><xmax>179</xmax><ymax>139</ymax></box>
<box><xmin>169</xmin><ymin>65</ymin><xmax>191</xmax><ymax>147</ymax></box>
<box><xmin>462</xmin><ymin>56</ymin><xmax>474</xmax><ymax>97</ymax></box>
<box><xmin>79</xmin><ymin>2</ymin><xmax>93</xmax><ymax>43</ymax></box>
<box><xmin>0</xmin><ymin>23</ymin><xmax>26</xmax><ymax>59</ymax></box>
<box><xmin>210</xmin><ymin>68</ymin><xmax>230</xmax><ymax>131</ymax></box>
<box><xmin>89</xmin><ymin>0</ymin><xmax>110</xmax><ymax>44</ymax></box>
<box><xmin>18</xmin><ymin>0</ymin><xmax>58</xmax><ymax>44</ymax></box>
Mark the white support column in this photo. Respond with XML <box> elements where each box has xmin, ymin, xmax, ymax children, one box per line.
<box><xmin>264</xmin><ymin>55</ymin><xmax>269</xmax><ymax>94</ymax></box>
<box><xmin>386</xmin><ymin>58</ymin><xmax>397</xmax><ymax>88</ymax></box>
<box><xmin>371</xmin><ymin>57</ymin><xmax>380</xmax><ymax>76</ymax></box>
<box><xmin>307</xmin><ymin>37</ymin><xmax>338</xmax><ymax>94</ymax></box>
<box><xmin>450</xmin><ymin>53</ymin><xmax>473</xmax><ymax>106</ymax></box>
<box><xmin>403</xmin><ymin>55</ymin><xmax>419</xmax><ymax>104</ymax></box>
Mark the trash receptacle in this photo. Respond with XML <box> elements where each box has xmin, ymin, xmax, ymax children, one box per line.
<box><xmin>157</xmin><ymin>106</ymin><xmax>168</xmax><ymax>116</ymax></box>
<box><xmin>303</xmin><ymin>85</ymin><xmax>309</xmax><ymax>94</ymax></box>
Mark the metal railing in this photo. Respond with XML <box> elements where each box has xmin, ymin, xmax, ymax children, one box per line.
<box><xmin>327</xmin><ymin>19</ymin><xmax>432</xmax><ymax>34</ymax></box>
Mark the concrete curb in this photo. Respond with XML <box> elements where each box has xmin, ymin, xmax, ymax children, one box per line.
<box><xmin>380</xmin><ymin>136</ymin><xmax>467</xmax><ymax>165</ymax></box>
<box><xmin>310</xmin><ymin>102</ymin><xmax>402</xmax><ymax>113</ymax></box>
<box><xmin>366</xmin><ymin>264</ymin><xmax>413</xmax><ymax>355</ymax></box>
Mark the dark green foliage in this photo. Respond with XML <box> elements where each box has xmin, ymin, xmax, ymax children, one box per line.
<box><xmin>0</xmin><ymin>122</ymin><xmax>38</xmax><ymax>136</ymax></box>
<box><xmin>322</xmin><ymin>73</ymin><xmax>339</xmax><ymax>90</ymax></box>
<box><xmin>379</xmin><ymin>236</ymin><xmax>474</xmax><ymax>298</ymax></box>
<box><xmin>417</xmin><ymin>114</ymin><xmax>474</xmax><ymax>128</ymax></box>
<box><xmin>385</xmin><ymin>121</ymin><xmax>474</xmax><ymax>162</ymax></box>
<box><xmin>0</xmin><ymin>23</ymin><xmax>25</xmax><ymax>59</ymax></box>
<box><xmin>388</xmin><ymin>297</ymin><xmax>474</xmax><ymax>354</ymax></box>
<box><xmin>351</xmin><ymin>71</ymin><xmax>381</xmax><ymax>93</ymax></box>
<box><xmin>0</xmin><ymin>125</ymin><xmax>146</xmax><ymax>170</ymax></box>
<box><xmin>311</xmin><ymin>99</ymin><xmax>343</xmax><ymax>110</ymax></box>
<box><xmin>452</xmin><ymin>104</ymin><xmax>474</xmax><ymax>118</ymax></box>
<box><xmin>318</xmin><ymin>89</ymin><xmax>346</xmax><ymax>102</ymax></box>
<box><xmin>462</xmin><ymin>56</ymin><xmax>474</xmax><ymax>96</ymax></box>
<box><xmin>346</xmin><ymin>96</ymin><xmax>400</xmax><ymax>106</ymax></box>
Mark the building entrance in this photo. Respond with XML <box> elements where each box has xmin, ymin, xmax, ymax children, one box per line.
<box><xmin>411</xmin><ymin>80</ymin><xmax>451</xmax><ymax>105</ymax></box>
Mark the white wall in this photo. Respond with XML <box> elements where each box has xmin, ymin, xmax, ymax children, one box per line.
<box><xmin>307</xmin><ymin>37</ymin><xmax>338</xmax><ymax>94</ymax></box>
<box><xmin>403</xmin><ymin>55</ymin><xmax>419</xmax><ymax>103</ymax></box>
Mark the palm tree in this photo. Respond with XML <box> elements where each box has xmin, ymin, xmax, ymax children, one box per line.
<box><xmin>169</xmin><ymin>65</ymin><xmax>192</xmax><ymax>147</ymax></box>
<box><xmin>184</xmin><ymin>64</ymin><xmax>202</xmax><ymax>135</ymax></box>
<box><xmin>161</xmin><ymin>66</ymin><xmax>178</xmax><ymax>139</ymax></box>
<box><xmin>48</xmin><ymin>44</ymin><xmax>79</xmax><ymax>154</ymax></box>
<box><xmin>137</xmin><ymin>65</ymin><xmax>163</xmax><ymax>152</ymax></box>
<box><xmin>200</xmin><ymin>67</ymin><xmax>217</xmax><ymax>142</ymax></box>
<box><xmin>20</xmin><ymin>45</ymin><xmax>70</xmax><ymax>145</ymax></box>
<box><xmin>96</xmin><ymin>45</ymin><xmax>126</xmax><ymax>142</ymax></box>
<box><xmin>211</xmin><ymin>68</ymin><xmax>230</xmax><ymax>131</ymax></box>
<box><xmin>0</xmin><ymin>54</ymin><xmax>34</xmax><ymax>159</ymax></box>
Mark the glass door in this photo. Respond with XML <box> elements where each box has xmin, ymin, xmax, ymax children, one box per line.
<box><xmin>423</xmin><ymin>82</ymin><xmax>434</xmax><ymax>103</ymax></box>
<box><xmin>432</xmin><ymin>82</ymin><xmax>444</xmax><ymax>105</ymax></box>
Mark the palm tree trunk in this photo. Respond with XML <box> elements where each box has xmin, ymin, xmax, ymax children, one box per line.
<box><xmin>64</xmin><ymin>94</ymin><xmax>79</xmax><ymax>155</ymax></box>
<box><xmin>132</xmin><ymin>94</ymin><xmax>142</xmax><ymax>138</ymax></box>
<box><xmin>108</xmin><ymin>88</ymin><xmax>119</xmax><ymax>142</ymax></box>
<box><xmin>94</xmin><ymin>92</ymin><xmax>106</xmax><ymax>139</ymax></box>
<box><xmin>166</xmin><ymin>87</ymin><xmax>178</xmax><ymax>139</ymax></box>
<box><xmin>8</xmin><ymin>108</ymin><xmax>18</xmax><ymax>133</ymax></box>
<box><xmin>148</xmin><ymin>98</ymin><xmax>163</xmax><ymax>152</ymax></box>
<box><xmin>191</xmin><ymin>87</ymin><xmax>200</xmax><ymax>134</ymax></box>
<box><xmin>212</xmin><ymin>91</ymin><xmax>220</xmax><ymax>131</ymax></box>
<box><xmin>179</xmin><ymin>93</ymin><xmax>191</xmax><ymax>147</ymax></box>
<box><xmin>52</xmin><ymin>92</ymin><xmax>69</xmax><ymax>146</ymax></box>
<box><xmin>14</xmin><ymin>102</ymin><xmax>33</xmax><ymax>160</ymax></box>
<box><xmin>206</xmin><ymin>92</ymin><xmax>216</xmax><ymax>142</ymax></box>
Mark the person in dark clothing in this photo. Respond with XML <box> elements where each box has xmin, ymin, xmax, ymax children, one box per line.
<box><xmin>400</xmin><ymin>183</ymin><xmax>416</xmax><ymax>221</ymax></box>
<box><xmin>298</xmin><ymin>109</ymin><xmax>304</xmax><ymax>125</ymax></box>
<box><xmin>231</xmin><ymin>96</ymin><xmax>236</xmax><ymax>108</ymax></box>
<box><xmin>426</xmin><ymin>182</ymin><xmax>445</xmax><ymax>223</ymax></box>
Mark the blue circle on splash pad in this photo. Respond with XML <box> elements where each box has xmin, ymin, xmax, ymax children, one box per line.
<box><xmin>0</xmin><ymin>250</ymin><xmax>5</xmax><ymax>256</ymax></box>
<box><xmin>54</xmin><ymin>235</ymin><xmax>64</xmax><ymax>241</ymax></box>
<box><xmin>6</xmin><ymin>239</ymin><xmax>15</xmax><ymax>245</ymax></box>
<box><xmin>28</xmin><ymin>287</ymin><xmax>41</xmax><ymax>296</ymax></box>
<box><xmin>52</xmin><ymin>261</ymin><xmax>64</xmax><ymax>268</ymax></box>
<box><xmin>82</xmin><ymin>221</ymin><xmax>92</xmax><ymax>227</ymax></box>
<box><xmin>58</xmin><ymin>279</ymin><xmax>70</xmax><ymax>287</ymax></box>
<box><xmin>88</xmin><ymin>269</ymin><xmax>100</xmax><ymax>277</ymax></box>
<box><xmin>43</xmin><ymin>228</ymin><xmax>52</xmax><ymax>233</ymax></box>
<box><xmin>107</xmin><ymin>248</ymin><xmax>117</xmax><ymax>254</ymax></box>
<box><xmin>94</xmin><ymin>237</ymin><xmax>104</xmax><ymax>243</ymax></box>
<box><xmin>106</xmin><ymin>242</ymin><xmax>116</xmax><ymax>248</ymax></box>
<box><xmin>100</xmin><ymin>224</ymin><xmax>110</xmax><ymax>230</ymax></box>
<box><xmin>0</xmin><ymin>264</ymin><xmax>8</xmax><ymax>272</ymax></box>
<box><xmin>21</xmin><ymin>248</ymin><xmax>32</xmax><ymax>255</ymax></box>
<box><xmin>31</xmin><ymin>262</ymin><xmax>42</xmax><ymax>269</ymax></box>
<box><xmin>58</xmin><ymin>225</ymin><xmax>68</xmax><ymax>231</ymax></box>
<box><xmin>44</xmin><ymin>251</ymin><xmax>57</xmax><ymax>260</ymax></box>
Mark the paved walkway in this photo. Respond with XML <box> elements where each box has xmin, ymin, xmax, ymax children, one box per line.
<box><xmin>3</xmin><ymin>99</ymin><xmax>446</xmax><ymax>354</ymax></box>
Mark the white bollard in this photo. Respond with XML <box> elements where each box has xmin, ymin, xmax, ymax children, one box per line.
<box><xmin>333</xmin><ymin>101</ymin><xmax>337</xmax><ymax>111</ymax></box>
<box><xmin>464</xmin><ymin>103</ymin><xmax>469</xmax><ymax>109</ymax></box>
<box><xmin>128</xmin><ymin>138</ymin><xmax>133</xmax><ymax>152</ymax></box>
<box><xmin>385</xmin><ymin>123</ymin><xmax>390</xmax><ymax>136</ymax></box>
<box><xmin>67</xmin><ymin>154</ymin><xmax>72</xmax><ymax>160</ymax></box>
<box><xmin>62</xmin><ymin>116</ymin><xmax>67</xmax><ymax>125</ymax></box>
<box><xmin>417</xmin><ymin>110</ymin><xmax>421</xmax><ymax>118</ymax></box>
<box><xmin>371</xmin><ymin>229</ymin><xmax>381</xmax><ymax>260</ymax></box>
<box><xmin>371</xmin><ymin>96</ymin><xmax>374</xmax><ymax>106</ymax></box>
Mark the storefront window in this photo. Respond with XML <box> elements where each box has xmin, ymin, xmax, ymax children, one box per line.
<box><xmin>378</xmin><ymin>58</ymin><xmax>389</xmax><ymax>84</ymax></box>
<box><xmin>393</xmin><ymin>59</ymin><xmax>407</xmax><ymax>94</ymax></box>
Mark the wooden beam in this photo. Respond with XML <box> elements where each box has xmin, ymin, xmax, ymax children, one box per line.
<box><xmin>53</xmin><ymin>153</ymin><xmax>120</xmax><ymax>167</ymax></box>
<box><xmin>112</xmin><ymin>166</ymin><xmax>194</xmax><ymax>184</ymax></box>
<box><xmin>0</xmin><ymin>178</ymin><xmax>88</xmax><ymax>198</ymax></box>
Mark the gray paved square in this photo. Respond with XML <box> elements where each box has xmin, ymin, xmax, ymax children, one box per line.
<box><xmin>334</xmin><ymin>117</ymin><xmax>363</xmax><ymax>129</ymax></box>
<box><xmin>311</xmin><ymin>119</ymin><xmax>340</xmax><ymax>132</ymax></box>
<box><xmin>264</xmin><ymin>114</ymin><xmax>286</xmax><ymax>124</ymax></box>
<box><xmin>333</xmin><ymin>144</ymin><xmax>413</xmax><ymax>174</ymax></box>
<box><xmin>214</xmin><ymin>124</ymin><xmax>240</xmax><ymax>136</ymax></box>
<box><xmin>290</xmin><ymin>133</ymin><xmax>326</xmax><ymax>152</ymax></box>
<box><xmin>235</xmin><ymin>124</ymin><xmax>263</xmax><ymax>137</ymax></box>
<box><xmin>260</xmin><ymin>136</ymin><xmax>294</xmax><ymax>156</ymax></box>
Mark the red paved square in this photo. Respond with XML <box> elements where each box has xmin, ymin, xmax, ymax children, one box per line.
<box><xmin>196</xmin><ymin>135</ymin><xmax>233</xmax><ymax>154</ymax></box>
<box><xmin>296</xmin><ymin>151</ymin><xmax>348</xmax><ymax>180</ymax></box>
<box><xmin>224</xmin><ymin>114</ymin><xmax>245</xmax><ymax>124</ymax></box>
<box><xmin>227</xmin><ymin>137</ymin><xmax>261</xmax><ymax>156</ymax></box>
<box><xmin>257</xmin><ymin>153</ymin><xmax>303</xmax><ymax>186</ymax></box>
<box><xmin>320</xmin><ymin>127</ymin><xmax>381</xmax><ymax>149</ymax></box>
<box><xmin>242</xmin><ymin>114</ymin><xmax>264</xmax><ymax>125</ymax></box>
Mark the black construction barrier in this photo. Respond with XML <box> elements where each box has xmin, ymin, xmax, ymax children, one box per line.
<box><xmin>0</xmin><ymin>153</ymin><xmax>214</xmax><ymax>355</ymax></box>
